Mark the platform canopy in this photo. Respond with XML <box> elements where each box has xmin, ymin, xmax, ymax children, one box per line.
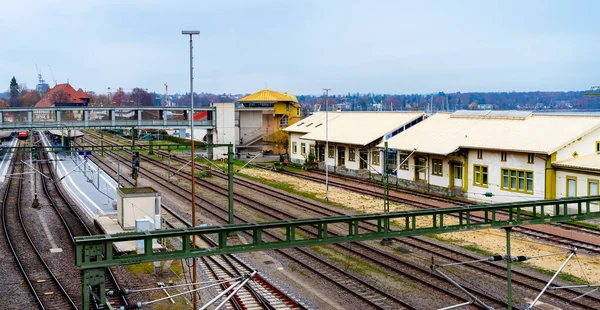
<box><xmin>238</xmin><ymin>88</ymin><xmax>299</xmax><ymax>106</ymax></box>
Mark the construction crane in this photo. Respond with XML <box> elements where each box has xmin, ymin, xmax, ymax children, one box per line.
<box><xmin>584</xmin><ymin>86</ymin><xmax>600</xmax><ymax>96</ymax></box>
<box><xmin>48</xmin><ymin>65</ymin><xmax>57</xmax><ymax>85</ymax></box>
<box><xmin>164</xmin><ymin>82</ymin><xmax>169</xmax><ymax>106</ymax></box>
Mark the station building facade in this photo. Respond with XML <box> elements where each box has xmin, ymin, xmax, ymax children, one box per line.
<box><xmin>285</xmin><ymin>111</ymin><xmax>425</xmax><ymax>176</ymax></box>
<box><xmin>379</xmin><ymin>111</ymin><xmax>600</xmax><ymax>203</ymax></box>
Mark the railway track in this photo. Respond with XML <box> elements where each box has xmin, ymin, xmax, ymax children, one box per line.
<box><xmin>85</xmin><ymin>131</ymin><xmax>600</xmax><ymax>308</ymax></box>
<box><xmin>1</xmin><ymin>142</ymin><xmax>77</xmax><ymax>309</ymax></box>
<box><xmin>84</xmin><ymin>133</ymin><xmax>509</xmax><ymax>309</ymax></box>
<box><xmin>86</xmin><ymin>146</ymin><xmax>303</xmax><ymax>310</ymax></box>
<box><xmin>84</xmin><ymin>137</ymin><xmax>424</xmax><ymax>309</ymax></box>
<box><xmin>250</xmin><ymin>163</ymin><xmax>600</xmax><ymax>253</ymax></box>
<box><xmin>36</xmin><ymin>134</ymin><xmax>129</xmax><ymax>309</ymax></box>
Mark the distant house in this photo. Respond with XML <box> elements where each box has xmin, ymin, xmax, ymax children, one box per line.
<box><xmin>34</xmin><ymin>83</ymin><xmax>90</xmax><ymax>121</ymax></box>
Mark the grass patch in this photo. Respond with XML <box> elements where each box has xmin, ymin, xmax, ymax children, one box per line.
<box><xmin>310</xmin><ymin>245</ymin><xmax>393</xmax><ymax>278</ymax></box>
<box><xmin>532</xmin><ymin>266</ymin><xmax>588</xmax><ymax>284</ymax></box>
<box><xmin>237</xmin><ymin>171</ymin><xmax>350</xmax><ymax>210</ymax></box>
<box><xmin>126</xmin><ymin>262</ymin><xmax>156</xmax><ymax>276</ymax></box>
<box><xmin>462</xmin><ymin>245</ymin><xmax>496</xmax><ymax>257</ymax></box>
<box><xmin>426</xmin><ymin>234</ymin><xmax>462</xmax><ymax>243</ymax></box>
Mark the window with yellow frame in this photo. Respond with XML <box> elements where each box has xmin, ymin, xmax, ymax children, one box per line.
<box><xmin>349</xmin><ymin>148</ymin><xmax>356</xmax><ymax>162</ymax></box>
<box><xmin>596</xmin><ymin>141</ymin><xmax>600</xmax><ymax>153</ymax></box>
<box><xmin>292</xmin><ymin>142</ymin><xmax>297</xmax><ymax>154</ymax></box>
<box><xmin>500</xmin><ymin>168</ymin><xmax>533</xmax><ymax>194</ymax></box>
<box><xmin>473</xmin><ymin>164</ymin><xmax>488</xmax><ymax>187</ymax></box>
<box><xmin>588</xmin><ymin>179</ymin><xmax>598</xmax><ymax>204</ymax></box>
<box><xmin>372</xmin><ymin>151</ymin><xmax>380</xmax><ymax>166</ymax></box>
<box><xmin>301</xmin><ymin>142</ymin><xmax>306</xmax><ymax>155</ymax></box>
<box><xmin>328</xmin><ymin>145</ymin><xmax>335</xmax><ymax>158</ymax></box>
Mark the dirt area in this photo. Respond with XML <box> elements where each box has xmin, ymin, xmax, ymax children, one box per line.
<box><xmin>242</xmin><ymin>168</ymin><xmax>600</xmax><ymax>284</ymax></box>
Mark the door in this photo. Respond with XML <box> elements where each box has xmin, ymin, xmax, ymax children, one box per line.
<box><xmin>337</xmin><ymin>147</ymin><xmax>345</xmax><ymax>166</ymax></box>
<box><xmin>359</xmin><ymin>150</ymin><xmax>368</xmax><ymax>169</ymax></box>
<box><xmin>318</xmin><ymin>145</ymin><xmax>325</xmax><ymax>162</ymax></box>
<box><xmin>590</xmin><ymin>180</ymin><xmax>598</xmax><ymax>207</ymax></box>
<box><xmin>386</xmin><ymin>151</ymin><xmax>397</xmax><ymax>176</ymax></box>
<box><xmin>567</xmin><ymin>177</ymin><xmax>577</xmax><ymax>197</ymax></box>
<box><xmin>453</xmin><ymin>164</ymin><xmax>463</xmax><ymax>187</ymax></box>
<box><xmin>415</xmin><ymin>157</ymin><xmax>426</xmax><ymax>181</ymax></box>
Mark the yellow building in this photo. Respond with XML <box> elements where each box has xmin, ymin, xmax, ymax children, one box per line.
<box><xmin>236</xmin><ymin>89</ymin><xmax>301</xmax><ymax>154</ymax></box>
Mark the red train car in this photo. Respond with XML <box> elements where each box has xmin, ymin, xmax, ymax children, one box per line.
<box><xmin>17</xmin><ymin>131</ymin><xmax>29</xmax><ymax>140</ymax></box>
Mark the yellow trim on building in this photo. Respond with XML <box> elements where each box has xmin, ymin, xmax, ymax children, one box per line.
<box><xmin>596</xmin><ymin>140</ymin><xmax>600</xmax><ymax>152</ymax></box>
<box><xmin>292</xmin><ymin>142</ymin><xmax>297</xmax><ymax>154</ymax></box>
<box><xmin>545</xmin><ymin>152</ymin><xmax>556</xmax><ymax>199</ymax></box>
<box><xmin>463</xmin><ymin>155</ymin><xmax>469</xmax><ymax>192</ymax></box>
<box><xmin>588</xmin><ymin>178</ymin><xmax>599</xmax><ymax>195</ymax></box>
<box><xmin>473</xmin><ymin>164</ymin><xmax>488</xmax><ymax>188</ymax></box>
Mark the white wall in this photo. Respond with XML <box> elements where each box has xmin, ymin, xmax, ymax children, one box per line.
<box><xmin>210</xmin><ymin>102</ymin><xmax>236</xmax><ymax>160</ymax></box>
<box><xmin>467</xmin><ymin>149</ymin><xmax>546</xmax><ymax>203</ymax></box>
<box><xmin>556</xmin><ymin>170</ymin><xmax>600</xmax><ymax>198</ymax></box>
<box><xmin>556</xmin><ymin>127</ymin><xmax>600</xmax><ymax>161</ymax></box>
<box><xmin>289</xmin><ymin>132</ymin><xmax>314</xmax><ymax>164</ymax></box>
<box><xmin>238</xmin><ymin>110</ymin><xmax>263</xmax><ymax>144</ymax></box>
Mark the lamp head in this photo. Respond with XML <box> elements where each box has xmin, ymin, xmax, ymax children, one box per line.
<box><xmin>182</xmin><ymin>30</ymin><xmax>200</xmax><ymax>35</ymax></box>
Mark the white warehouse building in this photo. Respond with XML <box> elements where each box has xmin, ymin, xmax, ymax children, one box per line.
<box><xmin>378</xmin><ymin>110</ymin><xmax>600</xmax><ymax>203</ymax></box>
<box><xmin>285</xmin><ymin>111</ymin><xmax>426</xmax><ymax>177</ymax></box>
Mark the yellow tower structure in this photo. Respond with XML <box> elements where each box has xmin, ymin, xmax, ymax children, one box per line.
<box><xmin>237</xmin><ymin>88</ymin><xmax>301</xmax><ymax>154</ymax></box>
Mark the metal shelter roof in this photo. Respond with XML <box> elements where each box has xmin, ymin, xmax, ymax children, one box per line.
<box><xmin>379</xmin><ymin>111</ymin><xmax>600</xmax><ymax>155</ymax></box>
<box><xmin>552</xmin><ymin>153</ymin><xmax>600</xmax><ymax>172</ymax></box>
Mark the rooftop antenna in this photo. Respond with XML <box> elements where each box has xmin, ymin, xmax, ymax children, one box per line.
<box><xmin>48</xmin><ymin>65</ymin><xmax>57</xmax><ymax>85</ymax></box>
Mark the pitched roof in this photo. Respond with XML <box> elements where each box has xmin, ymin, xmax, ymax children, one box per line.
<box><xmin>553</xmin><ymin>153</ymin><xmax>600</xmax><ymax>172</ymax></box>
<box><xmin>35</xmin><ymin>83</ymin><xmax>90</xmax><ymax>108</ymax></box>
<box><xmin>283</xmin><ymin>112</ymin><xmax>330</xmax><ymax>134</ymax></box>
<box><xmin>379</xmin><ymin>111</ymin><xmax>600</xmax><ymax>155</ymax></box>
<box><xmin>296</xmin><ymin>111</ymin><xmax>425</xmax><ymax>146</ymax></box>
<box><xmin>238</xmin><ymin>88</ymin><xmax>299</xmax><ymax>105</ymax></box>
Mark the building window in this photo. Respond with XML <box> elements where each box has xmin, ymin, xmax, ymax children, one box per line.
<box><xmin>280</xmin><ymin>115</ymin><xmax>288</xmax><ymax>127</ymax></box>
<box><xmin>527</xmin><ymin>153</ymin><xmax>534</xmax><ymax>164</ymax></box>
<box><xmin>501</xmin><ymin>168</ymin><xmax>533</xmax><ymax>194</ymax></box>
<box><xmin>301</xmin><ymin>143</ymin><xmax>306</xmax><ymax>155</ymax></box>
<box><xmin>477</xmin><ymin>150</ymin><xmax>483</xmax><ymax>159</ymax></box>
<box><xmin>588</xmin><ymin>179</ymin><xmax>598</xmax><ymax>203</ymax></box>
<box><xmin>297</xmin><ymin>108</ymin><xmax>300</xmax><ymax>116</ymax></box>
<box><xmin>596</xmin><ymin>141</ymin><xmax>600</xmax><ymax>153</ymax></box>
<box><xmin>567</xmin><ymin>176</ymin><xmax>577</xmax><ymax>197</ymax></box>
<box><xmin>399</xmin><ymin>154</ymin><xmax>409</xmax><ymax>170</ymax></box>
<box><xmin>349</xmin><ymin>148</ymin><xmax>356</xmax><ymax>162</ymax></box>
<box><xmin>501</xmin><ymin>152</ymin><xmax>507</xmax><ymax>161</ymax></box>
<box><xmin>473</xmin><ymin>164</ymin><xmax>488</xmax><ymax>187</ymax></box>
<box><xmin>286</xmin><ymin>103</ymin><xmax>290</xmax><ymax>111</ymax></box>
<box><xmin>318</xmin><ymin>145</ymin><xmax>325</xmax><ymax>162</ymax></box>
<box><xmin>372</xmin><ymin>151</ymin><xmax>380</xmax><ymax>166</ymax></box>
<box><xmin>454</xmin><ymin>165</ymin><xmax>463</xmax><ymax>180</ymax></box>
<box><xmin>328</xmin><ymin>145</ymin><xmax>335</xmax><ymax>158</ymax></box>
<box><xmin>432</xmin><ymin>158</ymin><xmax>443</xmax><ymax>176</ymax></box>
<box><xmin>292</xmin><ymin>142</ymin><xmax>297</xmax><ymax>154</ymax></box>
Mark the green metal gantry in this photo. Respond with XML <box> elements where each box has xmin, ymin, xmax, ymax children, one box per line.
<box><xmin>75</xmin><ymin>196</ymin><xmax>600</xmax><ymax>309</ymax></box>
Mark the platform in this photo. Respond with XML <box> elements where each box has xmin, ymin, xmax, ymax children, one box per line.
<box><xmin>96</xmin><ymin>216</ymin><xmax>163</xmax><ymax>253</ymax></box>
<box><xmin>0</xmin><ymin>138</ymin><xmax>18</xmax><ymax>182</ymax></box>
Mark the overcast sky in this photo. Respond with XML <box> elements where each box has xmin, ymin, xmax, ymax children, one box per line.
<box><xmin>2</xmin><ymin>0</ymin><xmax>599</xmax><ymax>95</ymax></box>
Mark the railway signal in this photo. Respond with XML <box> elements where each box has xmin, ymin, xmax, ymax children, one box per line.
<box><xmin>131</xmin><ymin>151</ymin><xmax>140</xmax><ymax>185</ymax></box>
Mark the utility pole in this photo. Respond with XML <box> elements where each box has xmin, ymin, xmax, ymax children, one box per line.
<box><xmin>324</xmin><ymin>88</ymin><xmax>331</xmax><ymax>201</ymax></box>
<box><xmin>182</xmin><ymin>29</ymin><xmax>200</xmax><ymax>310</ymax></box>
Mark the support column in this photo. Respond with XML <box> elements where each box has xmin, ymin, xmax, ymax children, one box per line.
<box><xmin>228</xmin><ymin>144</ymin><xmax>234</xmax><ymax>225</ymax></box>
<box><xmin>82</xmin><ymin>268</ymin><xmax>106</xmax><ymax>310</ymax></box>
<box><xmin>207</xmin><ymin>129</ymin><xmax>214</xmax><ymax>160</ymax></box>
<box><xmin>505</xmin><ymin>226</ymin><xmax>513</xmax><ymax>310</ymax></box>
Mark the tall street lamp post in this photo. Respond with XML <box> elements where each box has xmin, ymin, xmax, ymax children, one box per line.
<box><xmin>324</xmin><ymin>88</ymin><xmax>331</xmax><ymax>201</ymax></box>
<box><xmin>182</xmin><ymin>29</ymin><xmax>200</xmax><ymax>309</ymax></box>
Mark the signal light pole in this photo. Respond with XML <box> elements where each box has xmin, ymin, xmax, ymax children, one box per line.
<box><xmin>182</xmin><ymin>29</ymin><xmax>200</xmax><ymax>310</ymax></box>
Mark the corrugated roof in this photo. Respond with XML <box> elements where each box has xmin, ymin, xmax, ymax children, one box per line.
<box><xmin>379</xmin><ymin>111</ymin><xmax>600</xmax><ymax>155</ymax></box>
<box><xmin>553</xmin><ymin>153</ymin><xmax>600</xmax><ymax>172</ymax></box>
<box><xmin>298</xmin><ymin>111</ymin><xmax>424</xmax><ymax>146</ymax></box>
<box><xmin>451</xmin><ymin>110</ymin><xmax>532</xmax><ymax>119</ymax></box>
<box><xmin>238</xmin><ymin>89</ymin><xmax>299</xmax><ymax>104</ymax></box>
<box><xmin>283</xmin><ymin>112</ymin><xmax>329</xmax><ymax>134</ymax></box>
